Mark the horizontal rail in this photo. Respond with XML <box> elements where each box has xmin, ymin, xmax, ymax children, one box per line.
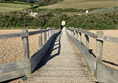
<box><xmin>96</xmin><ymin>35</ymin><xmax>118</xmax><ymax>43</ymax></box>
<box><xmin>68</xmin><ymin>28</ymin><xmax>118</xmax><ymax>43</ymax></box>
<box><xmin>0</xmin><ymin>32</ymin><xmax>27</xmax><ymax>39</ymax></box>
<box><xmin>0</xmin><ymin>29</ymin><xmax>59</xmax><ymax>39</ymax></box>
<box><xmin>29</xmin><ymin>29</ymin><xmax>50</xmax><ymax>36</ymax></box>
<box><xmin>0</xmin><ymin>59</ymin><xmax>30</xmax><ymax>74</ymax></box>
<box><xmin>0</xmin><ymin>59</ymin><xmax>31</xmax><ymax>82</ymax></box>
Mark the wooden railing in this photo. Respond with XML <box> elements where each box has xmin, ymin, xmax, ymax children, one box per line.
<box><xmin>0</xmin><ymin>28</ymin><xmax>60</xmax><ymax>82</ymax></box>
<box><xmin>66</xmin><ymin>27</ymin><xmax>118</xmax><ymax>83</ymax></box>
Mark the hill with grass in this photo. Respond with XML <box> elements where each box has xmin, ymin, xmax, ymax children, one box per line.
<box><xmin>0</xmin><ymin>3</ymin><xmax>31</xmax><ymax>13</ymax></box>
<box><xmin>39</xmin><ymin>0</ymin><xmax>118</xmax><ymax>9</ymax></box>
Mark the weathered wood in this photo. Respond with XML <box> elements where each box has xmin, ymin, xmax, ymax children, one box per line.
<box><xmin>43</xmin><ymin>31</ymin><xmax>47</xmax><ymax>45</ymax></box>
<box><xmin>97</xmin><ymin>62</ymin><xmax>118</xmax><ymax>83</ymax></box>
<box><xmin>51</xmin><ymin>28</ymin><xmax>53</xmax><ymax>35</ymax></box>
<box><xmin>49</xmin><ymin>28</ymin><xmax>52</xmax><ymax>38</ymax></box>
<box><xmin>84</xmin><ymin>34</ymin><xmax>89</xmax><ymax>49</ymax></box>
<box><xmin>82</xmin><ymin>31</ymin><xmax>95</xmax><ymax>39</ymax></box>
<box><xmin>22</xmin><ymin>29</ymin><xmax>30</xmax><ymax>60</ymax></box>
<box><xmin>31</xmin><ymin>31</ymin><xmax>61</xmax><ymax>72</ymax></box>
<box><xmin>67</xmin><ymin>32</ymin><xmax>96</xmax><ymax>75</ymax></box>
<box><xmin>69</xmin><ymin>30</ymin><xmax>71</xmax><ymax>35</ymax></box>
<box><xmin>0</xmin><ymin>59</ymin><xmax>30</xmax><ymax>74</ymax></box>
<box><xmin>96</xmin><ymin>31</ymin><xmax>103</xmax><ymax>63</ymax></box>
<box><xmin>97</xmin><ymin>35</ymin><xmax>118</xmax><ymax>43</ymax></box>
<box><xmin>47</xmin><ymin>28</ymin><xmax>49</xmax><ymax>40</ymax></box>
<box><xmin>37</xmin><ymin>28</ymin><xmax>43</xmax><ymax>49</ymax></box>
<box><xmin>29</xmin><ymin>29</ymin><xmax>50</xmax><ymax>36</ymax></box>
<box><xmin>71</xmin><ymin>30</ymin><xmax>74</xmax><ymax>37</ymax></box>
<box><xmin>53</xmin><ymin>28</ymin><xmax>55</xmax><ymax>34</ymax></box>
<box><xmin>0</xmin><ymin>67</ymin><xmax>31</xmax><ymax>82</ymax></box>
<box><xmin>0</xmin><ymin>32</ymin><xmax>26</xmax><ymax>39</ymax></box>
<box><xmin>75</xmin><ymin>30</ymin><xmax>78</xmax><ymax>39</ymax></box>
<box><xmin>79</xmin><ymin>28</ymin><xmax>82</xmax><ymax>42</ymax></box>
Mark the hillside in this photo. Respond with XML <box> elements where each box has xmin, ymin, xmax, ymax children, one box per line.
<box><xmin>0</xmin><ymin>3</ymin><xmax>30</xmax><ymax>13</ymax></box>
<box><xmin>39</xmin><ymin>0</ymin><xmax>118</xmax><ymax>9</ymax></box>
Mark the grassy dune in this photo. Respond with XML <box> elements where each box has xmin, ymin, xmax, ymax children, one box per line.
<box><xmin>39</xmin><ymin>0</ymin><xmax>118</xmax><ymax>9</ymax></box>
<box><xmin>0</xmin><ymin>3</ymin><xmax>30</xmax><ymax>13</ymax></box>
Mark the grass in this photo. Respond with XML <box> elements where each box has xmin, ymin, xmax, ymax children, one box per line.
<box><xmin>39</xmin><ymin>0</ymin><xmax>118</xmax><ymax>9</ymax></box>
<box><xmin>62</xmin><ymin>12</ymin><xmax>85</xmax><ymax>16</ymax></box>
<box><xmin>0</xmin><ymin>3</ymin><xmax>38</xmax><ymax>13</ymax></box>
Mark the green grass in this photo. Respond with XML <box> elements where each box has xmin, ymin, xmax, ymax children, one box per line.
<box><xmin>0</xmin><ymin>2</ymin><xmax>38</xmax><ymax>13</ymax></box>
<box><xmin>39</xmin><ymin>0</ymin><xmax>118</xmax><ymax>9</ymax></box>
<box><xmin>62</xmin><ymin>12</ymin><xmax>85</xmax><ymax>16</ymax></box>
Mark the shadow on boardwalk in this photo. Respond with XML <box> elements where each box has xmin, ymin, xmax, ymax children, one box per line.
<box><xmin>34</xmin><ymin>32</ymin><xmax>62</xmax><ymax>72</ymax></box>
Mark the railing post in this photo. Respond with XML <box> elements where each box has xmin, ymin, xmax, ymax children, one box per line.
<box><xmin>49</xmin><ymin>28</ymin><xmax>52</xmax><ymax>38</ymax></box>
<box><xmin>51</xmin><ymin>28</ymin><xmax>53</xmax><ymax>35</ymax></box>
<box><xmin>72</xmin><ymin>30</ymin><xmax>74</xmax><ymax>37</ymax></box>
<box><xmin>96</xmin><ymin>31</ymin><xmax>103</xmax><ymax>63</ymax></box>
<box><xmin>79</xmin><ymin>28</ymin><xmax>82</xmax><ymax>42</ymax></box>
<box><xmin>84</xmin><ymin>30</ymin><xmax>89</xmax><ymax>50</ymax></box>
<box><xmin>22</xmin><ymin>29</ymin><xmax>29</xmax><ymax>60</ymax></box>
<box><xmin>37</xmin><ymin>28</ymin><xmax>43</xmax><ymax>49</ymax></box>
<box><xmin>75</xmin><ymin>29</ymin><xmax>78</xmax><ymax>40</ymax></box>
<box><xmin>53</xmin><ymin>28</ymin><xmax>55</xmax><ymax>34</ymax></box>
<box><xmin>85</xmin><ymin>34</ymin><xmax>89</xmax><ymax>50</ymax></box>
<box><xmin>47</xmin><ymin>28</ymin><xmax>49</xmax><ymax>40</ymax></box>
<box><xmin>43</xmin><ymin>30</ymin><xmax>47</xmax><ymax>45</ymax></box>
<box><xmin>69</xmin><ymin>29</ymin><xmax>71</xmax><ymax>35</ymax></box>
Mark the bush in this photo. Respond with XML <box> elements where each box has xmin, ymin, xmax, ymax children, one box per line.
<box><xmin>0</xmin><ymin>10</ymin><xmax>118</xmax><ymax>30</ymax></box>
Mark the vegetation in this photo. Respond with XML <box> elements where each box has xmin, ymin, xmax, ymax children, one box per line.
<box><xmin>1</xmin><ymin>0</ymin><xmax>118</xmax><ymax>30</ymax></box>
<box><xmin>0</xmin><ymin>9</ymin><xmax>118</xmax><ymax>30</ymax></box>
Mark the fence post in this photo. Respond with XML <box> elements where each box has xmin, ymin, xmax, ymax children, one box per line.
<box><xmin>51</xmin><ymin>28</ymin><xmax>53</xmax><ymax>35</ymax></box>
<box><xmin>75</xmin><ymin>29</ymin><xmax>78</xmax><ymax>40</ymax></box>
<box><xmin>49</xmin><ymin>28</ymin><xmax>52</xmax><ymax>38</ymax></box>
<box><xmin>37</xmin><ymin>28</ymin><xmax>43</xmax><ymax>49</ymax></box>
<box><xmin>96</xmin><ymin>31</ymin><xmax>103</xmax><ymax>63</ymax></box>
<box><xmin>21</xmin><ymin>29</ymin><xmax>30</xmax><ymax>60</ymax></box>
<box><xmin>53</xmin><ymin>28</ymin><xmax>55</xmax><ymax>34</ymax></box>
<box><xmin>43</xmin><ymin>30</ymin><xmax>47</xmax><ymax>45</ymax></box>
<box><xmin>79</xmin><ymin>28</ymin><xmax>82</xmax><ymax>42</ymax></box>
<box><xmin>85</xmin><ymin>31</ymin><xmax>89</xmax><ymax>50</ymax></box>
<box><xmin>72</xmin><ymin>30</ymin><xmax>74</xmax><ymax>37</ymax></box>
<box><xmin>69</xmin><ymin>29</ymin><xmax>71</xmax><ymax>35</ymax></box>
<box><xmin>47</xmin><ymin>28</ymin><xmax>49</xmax><ymax>40</ymax></box>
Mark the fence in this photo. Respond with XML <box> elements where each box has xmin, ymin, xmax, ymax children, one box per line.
<box><xmin>0</xmin><ymin>28</ymin><xmax>60</xmax><ymax>82</ymax></box>
<box><xmin>66</xmin><ymin>28</ymin><xmax>118</xmax><ymax>83</ymax></box>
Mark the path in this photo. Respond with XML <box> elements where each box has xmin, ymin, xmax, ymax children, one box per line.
<box><xmin>27</xmin><ymin>29</ymin><xmax>97</xmax><ymax>83</ymax></box>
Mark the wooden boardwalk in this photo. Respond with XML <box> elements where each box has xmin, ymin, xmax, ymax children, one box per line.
<box><xmin>27</xmin><ymin>29</ymin><xmax>97</xmax><ymax>83</ymax></box>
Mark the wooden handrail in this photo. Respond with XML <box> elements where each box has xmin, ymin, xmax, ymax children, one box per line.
<box><xmin>0</xmin><ymin>28</ymin><xmax>60</xmax><ymax>82</ymax></box>
<box><xmin>0</xmin><ymin>28</ymin><xmax>58</xmax><ymax>39</ymax></box>
<box><xmin>67</xmin><ymin>28</ymin><xmax>118</xmax><ymax>43</ymax></box>
<box><xmin>66</xmin><ymin>27</ymin><xmax>118</xmax><ymax>83</ymax></box>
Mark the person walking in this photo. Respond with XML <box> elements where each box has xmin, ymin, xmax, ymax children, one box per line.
<box><xmin>61</xmin><ymin>21</ymin><xmax>65</xmax><ymax>30</ymax></box>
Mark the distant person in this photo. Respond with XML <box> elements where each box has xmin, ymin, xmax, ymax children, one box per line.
<box><xmin>61</xmin><ymin>21</ymin><xmax>65</xmax><ymax>30</ymax></box>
